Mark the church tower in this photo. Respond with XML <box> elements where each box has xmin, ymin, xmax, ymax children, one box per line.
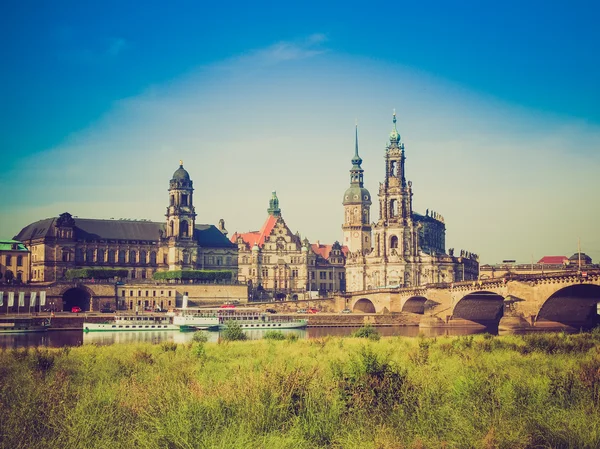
<box><xmin>342</xmin><ymin>124</ymin><xmax>372</xmax><ymax>253</ymax></box>
<box><xmin>164</xmin><ymin>161</ymin><xmax>197</xmax><ymax>269</ymax></box>
<box><xmin>373</xmin><ymin>111</ymin><xmax>416</xmax><ymax>261</ymax></box>
<box><xmin>267</xmin><ymin>191</ymin><xmax>281</xmax><ymax>217</ymax></box>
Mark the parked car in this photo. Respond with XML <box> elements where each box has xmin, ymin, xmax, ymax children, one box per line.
<box><xmin>341</xmin><ymin>308</ymin><xmax>352</xmax><ymax>314</ymax></box>
<box><xmin>100</xmin><ymin>307</ymin><xmax>114</xmax><ymax>313</ymax></box>
<box><xmin>71</xmin><ymin>306</ymin><xmax>82</xmax><ymax>313</ymax></box>
<box><xmin>307</xmin><ymin>308</ymin><xmax>318</xmax><ymax>314</ymax></box>
<box><xmin>266</xmin><ymin>308</ymin><xmax>277</xmax><ymax>314</ymax></box>
<box><xmin>220</xmin><ymin>304</ymin><xmax>236</xmax><ymax>309</ymax></box>
<box><xmin>296</xmin><ymin>309</ymin><xmax>307</xmax><ymax>314</ymax></box>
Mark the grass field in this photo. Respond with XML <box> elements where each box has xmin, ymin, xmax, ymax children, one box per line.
<box><xmin>1</xmin><ymin>330</ymin><xmax>600</xmax><ymax>448</ymax></box>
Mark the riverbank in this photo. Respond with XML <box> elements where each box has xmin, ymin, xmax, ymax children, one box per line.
<box><xmin>1</xmin><ymin>331</ymin><xmax>599</xmax><ymax>448</ymax></box>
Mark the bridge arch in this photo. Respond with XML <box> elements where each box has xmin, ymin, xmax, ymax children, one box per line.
<box><xmin>353</xmin><ymin>298</ymin><xmax>376</xmax><ymax>313</ymax></box>
<box><xmin>536</xmin><ymin>284</ymin><xmax>600</xmax><ymax>328</ymax></box>
<box><xmin>453</xmin><ymin>290</ymin><xmax>505</xmax><ymax>325</ymax></box>
<box><xmin>61</xmin><ymin>286</ymin><xmax>92</xmax><ymax>312</ymax></box>
<box><xmin>402</xmin><ymin>296</ymin><xmax>428</xmax><ymax>314</ymax></box>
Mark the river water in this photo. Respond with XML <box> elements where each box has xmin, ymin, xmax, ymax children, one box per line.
<box><xmin>0</xmin><ymin>326</ymin><xmax>492</xmax><ymax>349</ymax></box>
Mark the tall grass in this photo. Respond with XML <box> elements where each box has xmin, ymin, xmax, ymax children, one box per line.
<box><xmin>1</xmin><ymin>332</ymin><xmax>600</xmax><ymax>448</ymax></box>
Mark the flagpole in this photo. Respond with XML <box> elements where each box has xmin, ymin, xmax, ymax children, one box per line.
<box><xmin>578</xmin><ymin>237</ymin><xmax>582</xmax><ymax>272</ymax></box>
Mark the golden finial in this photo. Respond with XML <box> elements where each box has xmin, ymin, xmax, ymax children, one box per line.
<box><xmin>179</xmin><ymin>159</ymin><xmax>183</xmax><ymax>166</ymax></box>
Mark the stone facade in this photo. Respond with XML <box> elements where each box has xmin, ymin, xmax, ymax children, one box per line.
<box><xmin>344</xmin><ymin>113</ymin><xmax>479</xmax><ymax>292</ymax></box>
<box><xmin>231</xmin><ymin>192</ymin><xmax>346</xmax><ymax>300</ymax></box>
<box><xmin>0</xmin><ymin>240</ymin><xmax>30</xmax><ymax>284</ymax></box>
<box><xmin>13</xmin><ymin>162</ymin><xmax>238</xmax><ymax>283</ymax></box>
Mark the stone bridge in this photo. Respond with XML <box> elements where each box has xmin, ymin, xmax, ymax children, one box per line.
<box><xmin>342</xmin><ymin>270</ymin><xmax>600</xmax><ymax>329</ymax></box>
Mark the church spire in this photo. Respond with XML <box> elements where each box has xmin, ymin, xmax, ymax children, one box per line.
<box><xmin>350</xmin><ymin>124</ymin><xmax>364</xmax><ymax>186</ymax></box>
<box><xmin>267</xmin><ymin>191</ymin><xmax>281</xmax><ymax>217</ymax></box>
<box><xmin>389</xmin><ymin>109</ymin><xmax>401</xmax><ymax>145</ymax></box>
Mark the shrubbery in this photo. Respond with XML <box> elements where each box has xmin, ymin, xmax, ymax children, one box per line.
<box><xmin>221</xmin><ymin>320</ymin><xmax>247</xmax><ymax>341</ymax></box>
<box><xmin>65</xmin><ymin>268</ymin><xmax>128</xmax><ymax>280</ymax></box>
<box><xmin>152</xmin><ymin>269</ymin><xmax>233</xmax><ymax>282</ymax></box>
<box><xmin>352</xmin><ymin>324</ymin><xmax>380</xmax><ymax>340</ymax></box>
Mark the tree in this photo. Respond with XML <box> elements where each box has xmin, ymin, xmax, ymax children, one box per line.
<box><xmin>4</xmin><ymin>270</ymin><xmax>14</xmax><ymax>284</ymax></box>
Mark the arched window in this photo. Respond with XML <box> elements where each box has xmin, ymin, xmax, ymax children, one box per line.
<box><xmin>390</xmin><ymin>236</ymin><xmax>399</xmax><ymax>249</ymax></box>
<box><xmin>169</xmin><ymin>221</ymin><xmax>174</xmax><ymax>236</ymax></box>
<box><xmin>180</xmin><ymin>220</ymin><xmax>188</xmax><ymax>237</ymax></box>
<box><xmin>390</xmin><ymin>200</ymin><xmax>398</xmax><ymax>217</ymax></box>
<box><xmin>118</xmin><ymin>250</ymin><xmax>126</xmax><ymax>264</ymax></box>
<box><xmin>363</xmin><ymin>209</ymin><xmax>369</xmax><ymax>224</ymax></box>
<box><xmin>139</xmin><ymin>250</ymin><xmax>147</xmax><ymax>265</ymax></box>
<box><xmin>129</xmin><ymin>250</ymin><xmax>137</xmax><ymax>264</ymax></box>
<box><xmin>183</xmin><ymin>252</ymin><xmax>189</xmax><ymax>264</ymax></box>
<box><xmin>75</xmin><ymin>248</ymin><xmax>84</xmax><ymax>263</ymax></box>
<box><xmin>97</xmin><ymin>249</ymin><xmax>105</xmax><ymax>263</ymax></box>
<box><xmin>149</xmin><ymin>251</ymin><xmax>157</xmax><ymax>265</ymax></box>
<box><xmin>170</xmin><ymin>195</ymin><xmax>174</xmax><ymax>206</ymax></box>
<box><xmin>108</xmin><ymin>249</ymin><xmax>116</xmax><ymax>264</ymax></box>
<box><xmin>17</xmin><ymin>255</ymin><xmax>23</xmax><ymax>266</ymax></box>
<box><xmin>390</xmin><ymin>161</ymin><xmax>397</xmax><ymax>177</ymax></box>
<box><xmin>86</xmin><ymin>249</ymin><xmax>95</xmax><ymax>263</ymax></box>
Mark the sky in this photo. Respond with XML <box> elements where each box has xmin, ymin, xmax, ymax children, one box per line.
<box><xmin>1</xmin><ymin>0</ymin><xmax>599</xmax><ymax>264</ymax></box>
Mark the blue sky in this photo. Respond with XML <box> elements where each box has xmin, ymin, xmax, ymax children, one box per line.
<box><xmin>1</xmin><ymin>0</ymin><xmax>599</xmax><ymax>264</ymax></box>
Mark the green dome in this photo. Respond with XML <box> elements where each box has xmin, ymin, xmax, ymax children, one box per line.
<box><xmin>343</xmin><ymin>186</ymin><xmax>371</xmax><ymax>205</ymax></box>
<box><xmin>172</xmin><ymin>162</ymin><xmax>190</xmax><ymax>181</ymax></box>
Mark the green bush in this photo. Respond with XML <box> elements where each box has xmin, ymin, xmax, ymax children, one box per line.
<box><xmin>152</xmin><ymin>270</ymin><xmax>233</xmax><ymax>282</ymax></box>
<box><xmin>65</xmin><ymin>268</ymin><xmax>128</xmax><ymax>280</ymax></box>
<box><xmin>352</xmin><ymin>324</ymin><xmax>380</xmax><ymax>340</ymax></box>
<box><xmin>263</xmin><ymin>330</ymin><xmax>286</xmax><ymax>340</ymax></box>
<box><xmin>221</xmin><ymin>321</ymin><xmax>247</xmax><ymax>341</ymax></box>
<box><xmin>192</xmin><ymin>332</ymin><xmax>209</xmax><ymax>343</ymax></box>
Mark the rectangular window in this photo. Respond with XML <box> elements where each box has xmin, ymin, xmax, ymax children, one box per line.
<box><xmin>168</xmin><ymin>291</ymin><xmax>172</xmax><ymax>297</ymax></box>
<box><xmin>138</xmin><ymin>291</ymin><xmax>141</xmax><ymax>296</ymax></box>
<box><xmin>130</xmin><ymin>290</ymin><xmax>134</xmax><ymax>297</ymax></box>
<box><xmin>320</xmin><ymin>272</ymin><xmax>326</xmax><ymax>280</ymax></box>
<box><xmin>6</xmin><ymin>255</ymin><xmax>12</xmax><ymax>265</ymax></box>
<box><xmin>121</xmin><ymin>291</ymin><xmax>125</xmax><ymax>297</ymax></box>
<box><xmin>329</xmin><ymin>272</ymin><xmax>333</xmax><ymax>280</ymax></box>
<box><xmin>329</xmin><ymin>283</ymin><xmax>333</xmax><ymax>291</ymax></box>
<box><xmin>153</xmin><ymin>291</ymin><xmax>156</xmax><ymax>297</ymax></box>
<box><xmin>145</xmin><ymin>291</ymin><xmax>149</xmax><ymax>297</ymax></box>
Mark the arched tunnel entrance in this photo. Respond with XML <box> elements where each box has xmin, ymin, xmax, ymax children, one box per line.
<box><xmin>453</xmin><ymin>291</ymin><xmax>505</xmax><ymax>326</ymax></box>
<box><xmin>62</xmin><ymin>288</ymin><xmax>91</xmax><ymax>312</ymax></box>
<box><xmin>353</xmin><ymin>298</ymin><xmax>376</xmax><ymax>313</ymax></box>
<box><xmin>537</xmin><ymin>284</ymin><xmax>600</xmax><ymax>328</ymax></box>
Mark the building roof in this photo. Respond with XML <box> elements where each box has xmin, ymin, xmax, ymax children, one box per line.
<box><xmin>0</xmin><ymin>240</ymin><xmax>28</xmax><ymax>252</ymax></box>
<box><xmin>537</xmin><ymin>256</ymin><xmax>568</xmax><ymax>264</ymax></box>
<box><xmin>311</xmin><ymin>243</ymin><xmax>349</xmax><ymax>259</ymax></box>
<box><xmin>230</xmin><ymin>214</ymin><xmax>277</xmax><ymax>248</ymax></box>
<box><xmin>14</xmin><ymin>217</ymin><xmax>234</xmax><ymax>248</ymax></box>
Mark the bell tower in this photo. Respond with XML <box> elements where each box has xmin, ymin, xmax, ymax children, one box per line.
<box><xmin>342</xmin><ymin>124</ymin><xmax>372</xmax><ymax>253</ymax></box>
<box><xmin>164</xmin><ymin>161</ymin><xmax>197</xmax><ymax>269</ymax></box>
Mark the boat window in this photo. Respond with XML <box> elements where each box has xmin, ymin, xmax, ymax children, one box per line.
<box><xmin>125</xmin><ymin>326</ymin><xmax>129</xmax><ymax>328</ymax></box>
<box><xmin>112</xmin><ymin>325</ymin><xmax>116</xmax><ymax>328</ymax></box>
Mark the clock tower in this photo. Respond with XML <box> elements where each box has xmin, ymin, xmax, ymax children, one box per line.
<box><xmin>342</xmin><ymin>125</ymin><xmax>372</xmax><ymax>254</ymax></box>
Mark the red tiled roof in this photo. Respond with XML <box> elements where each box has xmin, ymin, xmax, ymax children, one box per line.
<box><xmin>310</xmin><ymin>243</ymin><xmax>349</xmax><ymax>259</ymax></box>
<box><xmin>537</xmin><ymin>256</ymin><xmax>568</xmax><ymax>264</ymax></box>
<box><xmin>230</xmin><ymin>215</ymin><xmax>278</xmax><ymax>249</ymax></box>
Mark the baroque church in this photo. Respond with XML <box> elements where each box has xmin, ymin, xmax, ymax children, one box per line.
<box><xmin>14</xmin><ymin>162</ymin><xmax>237</xmax><ymax>282</ymax></box>
<box><xmin>343</xmin><ymin>113</ymin><xmax>479</xmax><ymax>292</ymax></box>
<box><xmin>231</xmin><ymin>192</ymin><xmax>346</xmax><ymax>300</ymax></box>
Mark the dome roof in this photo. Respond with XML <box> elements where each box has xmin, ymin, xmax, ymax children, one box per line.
<box><xmin>569</xmin><ymin>252</ymin><xmax>592</xmax><ymax>263</ymax></box>
<box><xmin>172</xmin><ymin>161</ymin><xmax>190</xmax><ymax>181</ymax></box>
<box><xmin>343</xmin><ymin>186</ymin><xmax>371</xmax><ymax>205</ymax></box>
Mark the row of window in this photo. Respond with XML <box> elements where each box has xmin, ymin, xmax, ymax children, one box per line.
<box><xmin>2</xmin><ymin>255</ymin><xmax>23</xmax><ymax>267</ymax></box>
<box><xmin>70</xmin><ymin>249</ymin><xmax>159</xmax><ymax>265</ymax></box>
<box><xmin>122</xmin><ymin>290</ymin><xmax>174</xmax><ymax>297</ymax></box>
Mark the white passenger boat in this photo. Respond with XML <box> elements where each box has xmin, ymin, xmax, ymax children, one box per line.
<box><xmin>83</xmin><ymin>314</ymin><xmax>180</xmax><ymax>332</ymax></box>
<box><xmin>171</xmin><ymin>307</ymin><xmax>308</xmax><ymax>330</ymax></box>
